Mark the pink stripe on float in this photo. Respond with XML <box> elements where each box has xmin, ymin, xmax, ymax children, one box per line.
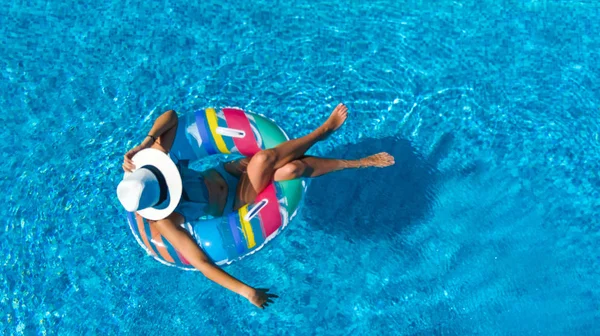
<box><xmin>222</xmin><ymin>108</ymin><xmax>261</xmax><ymax>156</ymax></box>
<box><xmin>257</xmin><ymin>183</ymin><xmax>282</xmax><ymax>237</ymax></box>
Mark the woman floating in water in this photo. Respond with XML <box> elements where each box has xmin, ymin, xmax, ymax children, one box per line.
<box><xmin>116</xmin><ymin>104</ymin><xmax>394</xmax><ymax>308</ymax></box>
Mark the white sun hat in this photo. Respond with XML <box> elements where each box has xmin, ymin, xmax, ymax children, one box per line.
<box><xmin>116</xmin><ymin>148</ymin><xmax>182</xmax><ymax>220</ymax></box>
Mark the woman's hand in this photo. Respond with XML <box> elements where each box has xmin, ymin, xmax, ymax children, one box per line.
<box><xmin>122</xmin><ymin>137</ymin><xmax>154</xmax><ymax>172</ymax></box>
<box><xmin>246</xmin><ymin>288</ymin><xmax>278</xmax><ymax>309</ymax></box>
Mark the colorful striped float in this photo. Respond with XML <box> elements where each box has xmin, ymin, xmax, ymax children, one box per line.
<box><xmin>126</xmin><ymin>108</ymin><xmax>307</xmax><ymax>269</ymax></box>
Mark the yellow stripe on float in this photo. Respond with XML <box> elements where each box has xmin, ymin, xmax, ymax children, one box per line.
<box><xmin>206</xmin><ymin>108</ymin><xmax>230</xmax><ymax>154</ymax></box>
<box><xmin>239</xmin><ymin>205</ymin><xmax>256</xmax><ymax>248</ymax></box>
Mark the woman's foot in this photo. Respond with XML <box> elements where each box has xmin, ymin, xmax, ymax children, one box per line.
<box><xmin>317</xmin><ymin>103</ymin><xmax>348</xmax><ymax>140</ymax></box>
<box><xmin>358</xmin><ymin>152</ymin><xmax>395</xmax><ymax>168</ymax></box>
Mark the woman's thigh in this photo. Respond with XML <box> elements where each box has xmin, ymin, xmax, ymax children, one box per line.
<box><xmin>233</xmin><ymin>173</ymin><xmax>257</xmax><ymax>211</ymax></box>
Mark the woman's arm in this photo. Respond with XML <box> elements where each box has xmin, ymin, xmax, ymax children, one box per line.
<box><xmin>147</xmin><ymin>109</ymin><xmax>178</xmax><ymax>153</ymax></box>
<box><xmin>152</xmin><ymin>214</ymin><xmax>276</xmax><ymax>308</ymax></box>
<box><xmin>123</xmin><ymin>110</ymin><xmax>178</xmax><ymax>172</ymax></box>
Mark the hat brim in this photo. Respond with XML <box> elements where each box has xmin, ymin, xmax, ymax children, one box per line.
<box><xmin>123</xmin><ymin>148</ymin><xmax>182</xmax><ymax>220</ymax></box>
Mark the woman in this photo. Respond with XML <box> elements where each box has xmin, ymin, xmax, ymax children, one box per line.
<box><xmin>118</xmin><ymin>104</ymin><xmax>394</xmax><ymax>309</ymax></box>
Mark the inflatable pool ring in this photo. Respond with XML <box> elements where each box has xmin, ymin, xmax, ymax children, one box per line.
<box><xmin>125</xmin><ymin>107</ymin><xmax>307</xmax><ymax>269</ymax></box>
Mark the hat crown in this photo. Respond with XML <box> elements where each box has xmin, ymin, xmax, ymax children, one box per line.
<box><xmin>117</xmin><ymin>168</ymin><xmax>161</xmax><ymax>212</ymax></box>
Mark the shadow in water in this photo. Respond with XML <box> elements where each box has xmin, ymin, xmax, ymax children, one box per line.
<box><xmin>301</xmin><ymin>136</ymin><xmax>440</xmax><ymax>241</ymax></box>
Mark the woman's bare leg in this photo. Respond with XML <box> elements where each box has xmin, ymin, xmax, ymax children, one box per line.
<box><xmin>240</xmin><ymin>103</ymin><xmax>348</xmax><ymax>202</ymax></box>
<box><xmin>273</xmin><ymin>153</ymin><xmax>395</xmax><ymax>181</ymax></box>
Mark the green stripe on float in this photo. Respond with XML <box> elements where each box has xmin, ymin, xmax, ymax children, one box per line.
<box><xmin>278</xmin><ymin>179</ymin><xmax>303</xmax><ymax>214</ymax></box>
<box><xmin>252</xmin><ymin>114</ymin><xmax>288</xmax><ymax>149</ymax></box>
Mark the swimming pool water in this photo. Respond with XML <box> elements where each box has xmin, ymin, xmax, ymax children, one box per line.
<box><xmin>2</xmin><ymin>0</ymin><xmax>599</xmax><ymax>334</ymax></box>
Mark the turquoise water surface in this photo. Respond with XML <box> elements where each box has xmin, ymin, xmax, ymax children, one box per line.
<box><xmin>2</xmin><ymin>0</ymin><xmax>599</xmax><ymax>335</ymax></box>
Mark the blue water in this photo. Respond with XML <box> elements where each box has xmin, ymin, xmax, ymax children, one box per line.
<box><xmin>2</xmin><ymin>0</ymin><xmax>599</xmax><ymax>334</ymax></box>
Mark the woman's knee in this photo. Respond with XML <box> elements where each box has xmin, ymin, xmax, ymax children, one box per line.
<box><xmin>249</xmin><ymin>149</ymin><xmax>277</xmax><ymax>169</ymax></box>
<box><xmin>286</xmin><ymin>161</ymin><xmax>305</xmax><ymax>177</ymax></box>
<box><xmin>274</xmin><ymin>161</ymin><xmax>305</xmax><ymax>181</ymax></box>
